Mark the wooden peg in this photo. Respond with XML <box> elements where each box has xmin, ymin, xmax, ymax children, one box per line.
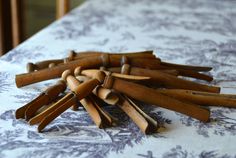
<box><xmin>38</xmin><ymin>93</ymin><xmax>77</xmax><ymax>132</ymax></box>
<box><xmin>29</xmin><ymin>93</ymin><xmax>76</xmax><ymax>125</ymax></box>
<box><xmin>157</xmin><ymin>89</ymin><xmax>236</xmax><ymax>108</ymax></box>
<box><xmin>103</xmin><ymin>76</ymin><xmax>210</xmax><ymax>122</ymax></box>
<box><xmin>15</xmin><ymin>80</ymin><xmax>66</xmax><ymax>120</ymax></box>
<box><xmin>117</xmin><ymin>94</ymin><xmax>158</xmax><ymax>134</ymax></box>
<box><xmin>120</xmin><ymin>65</ymin><xmax>220</xmax><ymax>93</ymax></box>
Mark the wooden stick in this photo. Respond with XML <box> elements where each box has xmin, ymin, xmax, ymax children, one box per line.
<box><xmin>30</xmin><ymin>71</ymin><xmax>112</xmax><ymax>129</ymax></box>
<box><xmin>16</xmin><ymin>93</ymin><xmax>45</xmax><ymax>119</ymax></box>
<box><xmin>27</xmin><ymin>59</ymin><xmax>64</xmax><ymax>72</ymax></box>
<box><xmin>62</xmin><ymin>69</ymin><xmax>114</xmax><ymax>128</ymax></box>
<box><xmin>177</xmin><ymin>69</ymin><xmax>213</xmax><ymax>82</ymax></box>
<box><xmin>108</xmin><ymin>67</ymin><xmax>180</xmax><ymax>76</ymax></box>
<box><xmin>68</xmin><ymin>50</ymin><xmax>156</xmax><ymax>61</ymax></box>
<box><xmin>131</xmin><ymin>67</ymin><xmax>219</xmax><ymax>93</ymax></box>
<box><xmin>119</xmin><ymin>65</ymin><xmax>220</xmax><ymax>93</ymax></box>
<box><xmin>56</xmin><ymin>0</ymin><xmax>70</xmax><ymax>19</ymax></box>
<box><xmin>70</xmin><ymin>51</ymin><xmax>212</xmax><ymax>72</ymax></box>
<box><xmin>80</xmin><ymin>97</ymin><xmax>103</xmax><ymax>128</ymax></box>
<box><xmin>15</xmin><ymin>80</ymin><xmax>66</xmax><ymax>119</ymax></box>
<box><xmin>10</xmin><ymin>0</ymin><xmax>24</xmax><ymax>47</ymax></box>
<box><xmin>117</xmin><ymin>94</ymin><xmax>157</xmax><ymax>134</ymax></box>
<box><xmin>108</xmin><ymin>67</ymin><xmax>212</xmax><ymax>81</ymax></box>
<box><xmin>157</xmin><ymin>89</ymin><xmax>236</xmax><ymax>108</ymax></box>
<box><xmin>89</xmin><ymin>94</ymin><xmax>116</xmax><ymax>126</ymax></box>
<box><xmin>159</xmin><ymin>69</ymin><xmax>179</xmax><ymax>76</ymax></box>
<box><xmin>81</xmin><ymin>69</ymin><xmax>150</xmax><ymax>81</ymax></box>
<box><xmin>16</xmin><ymin>56</ymin><xmax>103</xmax><ymax>87</ymax></box>
<box><xmin>125</xmin><ymin>96</ymin><xmax>158</xmax><ymax>128</ymax></box>
<box><xmin>103</xmin><ymin>76</ymin><xmax>210</xmax><ymax>122</ymax></box>
<box><xmin>29</xmin><ymin>93</ymin><xmax>75</xmax><ymax>125</ymax></box>
<box><xmin>38</xmin><ymin>93</ymin><xmax>77</xmax><ymax>132</ymax></box>
<box><xmin>24</xmin><ymin>96</ymin><xmax>50</xmax><ymax>121</ymax></box>
<box><xmin>27</xmin><ymin>51</ymin><xmax>156</xmax><ymax>72</ymax></box>
<box><xmin>16</xmin><ymin>55</ymin><xmax>159</xmax><ymax>87</ymax></box>
<box><xmin>160</xmin><ymin>61</ymin><xmax>212</xmax><ymax>72</ymax></box>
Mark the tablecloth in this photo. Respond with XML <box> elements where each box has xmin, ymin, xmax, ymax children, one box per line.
<box><xmin>0</xmin><ymin>0</ymin><xmax>236</xmax><ymax>157</ymax></box>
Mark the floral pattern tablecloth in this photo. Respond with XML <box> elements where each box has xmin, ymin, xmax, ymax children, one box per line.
<box><xmin>0</xmin><ymin>0</ymin><xmax>236</xmax><ymax>157</ymax></box>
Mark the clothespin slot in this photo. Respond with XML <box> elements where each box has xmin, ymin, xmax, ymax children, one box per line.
<box><xmin>29</xmin><ymin>92</ymin><xmax>76</xmax><ymax>125</ymax></box>
<box><xmin>15</xmin><ymin>80</ymin><xmax>66</xmax><ymax>120</ymax></box>
<box><xmin>115</xmin><ymin>93</ymin><xmax>157</xmax><ymax>134</ymax></box>
<box><xmin>38</xmin><ymin>93</ymin><xmax>77</xmax><ymax>132</ymax></box>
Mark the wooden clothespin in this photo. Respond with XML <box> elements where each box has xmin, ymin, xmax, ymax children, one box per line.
<box><xmin>15</xmin><ymin>80</ymin><xmax>67</xmax><ymax>120</ymax></box>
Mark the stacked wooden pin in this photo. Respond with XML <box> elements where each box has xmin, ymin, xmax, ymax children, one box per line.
<box><xmin>15</xmin><ymin>50</ymin><xmax>236</xmax><ymax>134</ymax></box>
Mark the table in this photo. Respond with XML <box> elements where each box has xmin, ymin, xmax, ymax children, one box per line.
<box><xmin>0</xmin><ymin>0</ymin><xmax>236</xmax><ymax>157</ymax></box>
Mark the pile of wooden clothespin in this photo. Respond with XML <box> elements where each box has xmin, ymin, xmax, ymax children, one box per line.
<box><xmin>15</xmin><ymin>50</ymin><xmax>236</xmax><ymax>134</ymax></box>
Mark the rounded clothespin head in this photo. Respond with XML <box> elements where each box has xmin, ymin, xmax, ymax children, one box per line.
<box><xmin>94</xmin><ymin>71</ymin><xmax>106</xmax><ymax>84</ymax></box>
<box><xmin>68</xmin><ymin>50</ymin><xmax>76</xmax><ymax>61</ymax></box>
<box><xmin>121</xmin><ymin>64</ymin><xmax>131</xmax><ymax>75</ymax></box>
<box><xmin>48</xmin><ymin>63</ymin><xmax>56</xmax><ymax>68</ymax></box>
<box><xmin>61</xmin><ymin>69</ymin><xmax>73</xmax><ymax>81</ymax></box>
<box><xmin>56</xmin><ymin>79</ymin><xmax>67</xmax><ymax>88</ymax></box>
<box><xmin>103</xmin><ymin>74</ymin><xmax>114</xmax><ymax>89</ymax></box>
<box><xmin>27</xmin><ymin>62</ymin><xmax>36</xmax><ymax>72</ymax></box>
<box><xmin>121</xmin><ymin>55</ymin><xmax>129</xmax><ymax>66</ymax></box>
<box><xmin>74</xmin><ymin>67</ymin><xmax>82</xmax><ymax>76</ymax></box>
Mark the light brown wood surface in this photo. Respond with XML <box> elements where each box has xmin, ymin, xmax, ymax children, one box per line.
<box><xmin>56</xmin><ymin>0</ymin><xmax>70</xmax><ymax>19</ymax></box>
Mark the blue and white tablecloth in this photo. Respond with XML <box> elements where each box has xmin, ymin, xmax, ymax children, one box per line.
<box><xmin>0</xmin><ymin>0</ymin><xmax>236</xmax><ymax>157</ymax></box>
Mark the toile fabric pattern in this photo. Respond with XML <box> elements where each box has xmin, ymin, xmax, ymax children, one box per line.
<box><xmin>0</xmin><ymin>0</ymin><xmax>236</xmax><ymax>157</ymax></box>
